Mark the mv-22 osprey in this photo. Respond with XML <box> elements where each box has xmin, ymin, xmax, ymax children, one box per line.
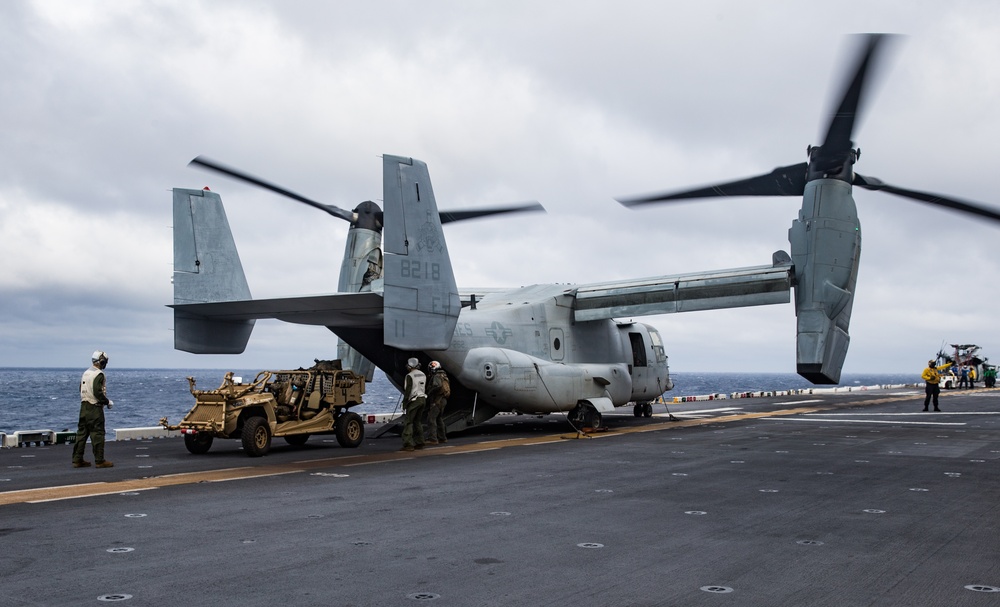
<box><xmin>171</xmin><ymin>34</ymin><xmax>1000</xmax><ymax>433</ymax></box>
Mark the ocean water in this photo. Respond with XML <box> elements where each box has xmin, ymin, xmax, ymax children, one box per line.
<box><xmin>0</xmin><ymin>367</ymin><xmax>918</xmax><ymax>435</ymax></box>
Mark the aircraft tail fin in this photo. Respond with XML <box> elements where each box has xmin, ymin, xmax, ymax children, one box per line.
<box><xmin>172</xmin><ymin>188</ymin><xmax>255</xmax><ymax>353</ymax></box>
<box><xmin>380</xmin><ymin>155</ymin><xmax>460</xmax><ymax>349</ymax></box>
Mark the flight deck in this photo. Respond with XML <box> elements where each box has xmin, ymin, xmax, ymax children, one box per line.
<box><xmin>2</xmin><ymin>386</ymin><xmax>998</xmax><ymax>606</ymax></box>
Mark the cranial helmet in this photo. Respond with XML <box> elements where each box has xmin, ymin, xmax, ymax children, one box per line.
<box><xmin>428</xmin><ymin>361</ymin><xmax>441</xmax><ymax>371</ymax></box>
<box><xmin>92</xmin><ymin>350</ymin><xmax>109</xmax><ymax>363</ymax></box>
<box><xmin>406</xmin><ymin>357</ymin><xmax>420</xmax><ymax>370</ymax></box>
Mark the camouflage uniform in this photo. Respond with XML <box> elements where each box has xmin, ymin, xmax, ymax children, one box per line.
<box><xmin>425</xmin><ymin>369</ymin><xmax>449</xmax><ymax>443</ymax></box>
<box><xmin>401</xmin><ymin>366</ymin><xmax>426</xmax><ymax>451</ymax></box>
<box><xmin>74</xmin><ymin>358</ymin><xmax>112</xmax><ymax>467</ymax></box>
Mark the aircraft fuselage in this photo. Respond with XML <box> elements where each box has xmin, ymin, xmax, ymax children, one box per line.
<box><xmin>340</xmin><ymin>283</ymin><xmax>671</xmax><ymax>420</ymax></box>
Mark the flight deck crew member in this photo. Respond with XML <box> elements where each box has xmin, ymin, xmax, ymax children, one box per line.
<box><xmin>400</xmin><ymin>358</ymin><xmax>427</xmax><ymax>452</ymax></box>
<box><xmin>922</xmin><ymin>359</ymin><xmax>951</xmax><ymax>412</ymax></box>
<box><xmin>73</xmin><ymin>350</ymin><xmax>114</xmax><ymax>468</ymax></box>
<box><xmin>958</xmin><ymin>365</ymin><xmax>969</xmax><ymax>390</ymax></box>
<box><xmin>425</xmin><ymin>361</ymin><xmax>450</xmax><ymax>445</ymax></box>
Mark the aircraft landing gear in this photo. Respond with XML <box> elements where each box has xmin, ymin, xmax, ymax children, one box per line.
<box><xmin>633</xmin><ymin>402</ymin><xmax>653</xmax><ymax>418</ymax></box>
<box><xmin>568</xmin><ymin>403</ymin><xmax>603</xmax><ymax>430</ymax></box>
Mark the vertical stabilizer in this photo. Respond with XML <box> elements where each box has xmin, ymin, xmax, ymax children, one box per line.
<box><xmin>172</xmin><ymin>188</ymin><xmax>255</xmax><ymax>353</ymax></box>
<box><xmin>381</xmin><ymin>156</ymin><xmax>460</xmax><ymax>349</ymax></box>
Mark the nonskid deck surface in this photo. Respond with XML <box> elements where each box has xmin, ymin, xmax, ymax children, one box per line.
<box><xmin>2</xmin><ymin>387</ymin><xmax>998</xmax><ymax>606</ymax></box>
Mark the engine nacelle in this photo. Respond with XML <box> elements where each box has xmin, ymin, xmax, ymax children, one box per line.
<box><xmin>789</xmin><ymin>178</ymin><xmax>861</xmax><ymax>384</ymax></box>
<box><xmin>457</xmin><ymin>347</ymin><xmax>632</xmax><ymax>414</ymax></box>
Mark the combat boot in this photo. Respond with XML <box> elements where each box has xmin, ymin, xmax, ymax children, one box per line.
<box><xmin>73</xmin><ymin>461</ymin><xmax>92</xmax><ymax>468</ymax></box>
<box><xmin>95</xmin><ymin>460</ymin><xmax>114</xmax><ymax>468</ymax></box>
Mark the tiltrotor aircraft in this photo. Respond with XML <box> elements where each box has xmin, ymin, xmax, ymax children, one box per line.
<box><xmin>171</xmin><ymin>34</ymin><xmax>1000</xmax><ymax>433</ymax></box>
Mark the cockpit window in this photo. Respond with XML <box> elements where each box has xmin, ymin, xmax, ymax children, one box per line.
<box><xmin>648</xmin><ymin>328</ymin><xmax>667</xmax><ymax>363</ymax></box>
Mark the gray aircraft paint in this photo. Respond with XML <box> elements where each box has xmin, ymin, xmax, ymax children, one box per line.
<box><xmin>169</xmin><ymin>155</ymin><xmax>841</xmax><ymax>427</ymax></box>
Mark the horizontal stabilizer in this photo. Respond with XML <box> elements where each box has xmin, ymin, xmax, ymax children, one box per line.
<box><xmin>170</xmin><ymin>292</ymin><xmax>384</xmax><ymax>327</ymax></box>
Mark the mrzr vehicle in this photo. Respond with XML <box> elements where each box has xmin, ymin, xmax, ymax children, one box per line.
<box><xmin>161</xmin><ymin>360</ymin><xmax>366</xmax><ymax>456</ymax></box>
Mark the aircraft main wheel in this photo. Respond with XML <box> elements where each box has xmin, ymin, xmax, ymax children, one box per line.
<box><xmin>284</xmin><ymin>434</ymin><xmax>309</xmax><ymax>447</ymax></box>
<box><xmin>633</xmin><ymin>404</ymin><xmax>643</xmax><ymax>417</ymax></box>
<box><xmin>335</xmin><ymin>412</ymin><xmax>364</xmax><ymax>448</ymax></box>
<box><xmin>643</xmin><ymin>403</ymin><xmax>653</xmax><ymax>418</ymax></box>
<box><xmin>242</xmin><ymin>417</ymin><xmax>272</xmax><ymax>457</ymax></box>
<box><xmin>184</xmin><ymin>432</ymin><xmax>214</xmax><ymax>455</ymax></box>
<box><xmin>585</xmin><ymin>409</ymin><xmax>602</xmax><ymax>429</ymax></box>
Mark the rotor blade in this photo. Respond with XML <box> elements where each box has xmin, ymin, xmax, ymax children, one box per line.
<box><xmin>616</xmin><ymin>162</ymin><xmax>808</xmax><ymax>206</ymax></box>
<box><xmin>189</xmin><ymin>156</ymin><xmax>357</xmax><ymax>223</ymax></box>
<box><xmin>854</xmin><ymin>173</ymin><xmax>1000</xmax><ymax>224</ymax></box>
<box><xmin>438</xmin><ymin>201</ymin><xmax>545</xmax><ymax>224</ymax></box>
<box><xmin>816</xmin><ymin>34</ymin><xmax>890</xmax><ymax>165</ymax></box>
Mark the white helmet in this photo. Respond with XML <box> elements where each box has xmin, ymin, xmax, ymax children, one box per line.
<box><xmin>92</xmin><ymin>350</ymin><xmax>108</xmax><ymax>363</ymax></box>
<box><xmin>428</xmin><ymin>361</ymin><xmax>441</xmax><ymax>371</ymax></box>
<box><xmin>406</xmin><ymin>357</ymin><xmax>420</xmax><ymax>370</ymax></box>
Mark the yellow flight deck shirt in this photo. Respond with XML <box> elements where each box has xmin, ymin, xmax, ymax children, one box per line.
<box><xmin>922</xmin><ymin>363</ymin><xmax>952</xmax><ymax>384</ymax></box>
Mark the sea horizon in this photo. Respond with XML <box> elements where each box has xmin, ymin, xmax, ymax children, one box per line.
<box><xmin>0</xmin><ymin>368</ymin><xmax>920</xmax><ymax>435</ymax></box>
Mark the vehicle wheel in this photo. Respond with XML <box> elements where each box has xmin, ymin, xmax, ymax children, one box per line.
<box><xmin>643</xmin><ymin>403</ymin><xmax>653</xmax><ymax>418</ymax></box>
<box><xmin>184</xmin><ymin>432</ymin><xmax>214</xmax><ymax>455</ymax></box>
<box><xmin>284</xmin><ymin>434</ymin><xmax>309</xmax><ymax>447</ymax></box>
<box><xmin>335</xmin><ymin>412</ymin><xmax>364</xmax><ymax>448</ymax></box>
<box><xmin>241</xmin><ymin>417</ymin><xmax>271</xmax><ymax>457</ymax></box>
<box><xmin>633</xmin><ymin>403</ymin><xmax>643</xmax><ymax>417</ymax></box>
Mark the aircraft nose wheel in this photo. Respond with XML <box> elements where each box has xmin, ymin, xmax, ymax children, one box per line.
<box><xmin>633</xmin><ymin>402</ymin><xmax>654</xmax><ymax>418</ymax></box>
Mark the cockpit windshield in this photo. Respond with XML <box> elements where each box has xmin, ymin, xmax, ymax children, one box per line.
<box><xmin>648</xmin><ymin>327</ymin><xmax>667</xmax><ymax>363</ymax></box>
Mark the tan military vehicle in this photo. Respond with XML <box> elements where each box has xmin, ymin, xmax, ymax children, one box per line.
<box><xmin>161</xmin><ymin>360</ymin><xmax>366</xmax><ymax>456</ymax></box>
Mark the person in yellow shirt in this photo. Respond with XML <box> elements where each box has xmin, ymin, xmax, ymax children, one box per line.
<box><xmin>921</xmin><ymin>359</ymin><xmax>952</xmax><ymax>412</ymax></box>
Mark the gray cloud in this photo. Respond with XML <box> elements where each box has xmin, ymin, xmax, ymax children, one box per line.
<box><xmin>2</xmin><ymin>0</ymin><xmax>999</xmax><ymax>373</ymax></box>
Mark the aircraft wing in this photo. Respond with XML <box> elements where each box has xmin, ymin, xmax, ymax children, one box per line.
<box><xmin>171</xmin><ymin>292</ymin><xmax>384</xmax><ymax>328</ymax></box>
<box><xmin>571</xmin><ymin>262</ymin><xmax>793</xmax><ymax>321</ymax></box>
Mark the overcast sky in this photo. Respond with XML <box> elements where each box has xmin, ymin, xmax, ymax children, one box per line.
<box><xmin>3</xmin><ymin>0</ymin><xmax>999</xmax><ymax>375</ymax></box>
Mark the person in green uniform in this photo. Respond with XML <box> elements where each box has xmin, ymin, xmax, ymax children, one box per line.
<box><xmin>73</xmin><ymin>350</ymin><xmax>114</xmax><ymax>468</ymax></box>
<box><xmin>425</xmin><ymin>361</ymin><xmax>450</xmax><ymax>445</ymax></box>
<box><xmin>400</xmin><ymin>358</ymin><xmax>427</xmax><ymax>452</ymax></box>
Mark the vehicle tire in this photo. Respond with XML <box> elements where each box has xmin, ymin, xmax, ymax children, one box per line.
<box><xmin>184</xmin><ymin>432</ymin><xmax>214</xmax><ymax>455</ymax></box>
<box><xmin>284</xmin><ymin>434</ymin><xmax>309</xmax><ymax>447</ymax></box>
<box><xmin>335</xmin><ymin>412</ymin><xmax>364</xmax><ymax>448</ymax></box>
<box><xmin>643</xmin><ymin>403</ymin><xmax>653</xmax><ymax>418</ymax></box>
<box><xmin>633</xmin><ymin>403</ymin><xmax>643</xmax><ymax>417</ymax></box>
<box><xmin>241</xmin><ymin>416</ymin><xmax>271</xmax><ymax>457</ymax></box>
